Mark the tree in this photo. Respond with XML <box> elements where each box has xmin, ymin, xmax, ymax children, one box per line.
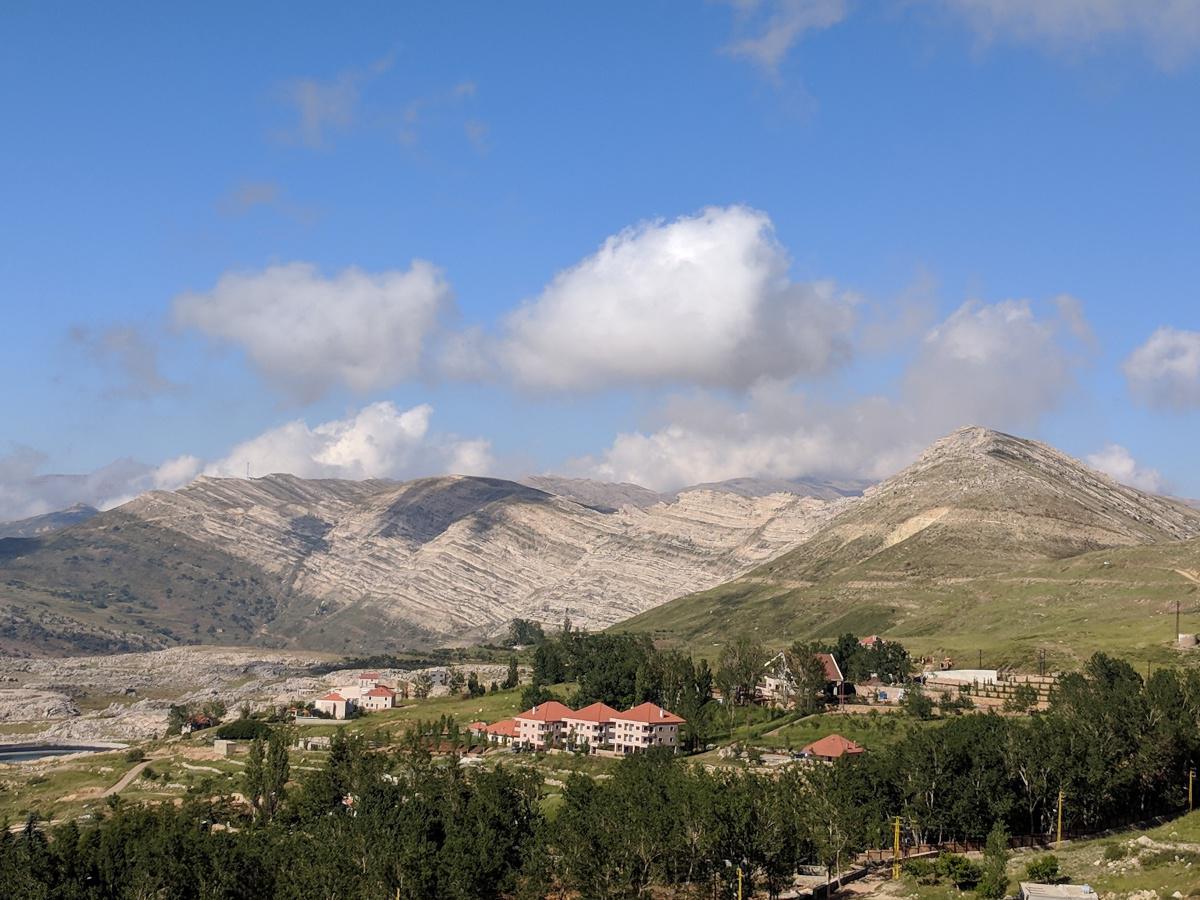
<box><xmin>1025</xmin><ymin>854</ymin><xmax>1064</xmax><ymax>883</ymax></box>
<box><xmin>502</xmin><ymin>655</ymin><xmax>519</xmax><ymax>689</ymax></box>
<box><xmin>784</xmin><ymin>641</ymin><xmax>832</xmax><ymax>715</ymax></box>
<box><xmin>448</xmin><ymin>667</ymin><xmax>466</xmax><ymax>694</ymax></box>
<box><xmin>902</xmin><ymin>684</ymin><xmax>935</xmax><ymax>720</ymax></box>
<box><xmin>717</xmin><ymin>635</ymin><xmax>767</xmax><ymax>706</ymax></box>
<box><xmin>507</xmin><ymin>617</ymin><xmax>546</xmax><ymax>646</ymax></box>
<box><xmin>1005</xmin><ymin>683</ymin><xmax>1039</xmax><ymax>714</ymax></box>
<box><xmin>165</xmin><ymin>704</ymin><xmax>189</xmax><ymax>736</ymax></box>
<box><xmin>413</xmin><ymin>672</ymin><xmax>433</xmax><ymax>699</ymax></box>
<box><xmin>976</xmin><ymin>821</ymin><xmax>1010</xmax><ymax>899</ymax></box>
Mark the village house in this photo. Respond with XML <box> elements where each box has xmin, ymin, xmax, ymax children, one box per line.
<box><xmin>801</xmin><ymin>733</ymin><xmax>865</xmax><ymax>762</ymax></box>
<box><xmin>315</xmin><ymin>691</ymin><xmax>353</xmax><ymax>720</ymax></box>
<box><xmin>360</xmin><ymin>684</ymin><xmax>397</xmax><ymax>712</ymax></box>
<box><xmin>757</xmin><ymin>651</ymin><xmax>845</xmax><ymax>707</ymax></box>
<box><xmin>485</xmin><ymin>718</ymin><xmax>518</xmax><ymax>745</ymax></box>
<box><xmin>562</xmin><ymin>702</ymin><xmax>620</xmax><ymax>750</ymax></box>
<box><xmin>358</xmin><ymin>672</ymin><xmax>381</xmax><ymax>691</ymax></box>
<box><xmin>611</xmin><ymin>702</ymin><xmax>685</xmax><ymax>754</ymax></box>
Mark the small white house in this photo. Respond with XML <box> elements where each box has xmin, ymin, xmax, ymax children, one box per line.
<box><xmin>357</xmin><ymin>672</ymin><xmax>381</xmax><ymax>691</ymax></box>
<box><xmin>315</xmin><ymin>691</ymin><xmax>353</xmax><ymax>720</ymax></box>
<box><xmin>360</xmin><ymin>685</ymin><xmax>396</xmax><ymax>712</ymax></box>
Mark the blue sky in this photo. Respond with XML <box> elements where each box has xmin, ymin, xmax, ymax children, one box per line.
<box><xmin>2</xmin><ymin>1</ymin><xmax>1199</xmax><ymax>519</ymax></box>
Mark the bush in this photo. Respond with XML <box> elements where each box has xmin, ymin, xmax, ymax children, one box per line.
<box><xmin>124</xmin><ymin>748</ymin><xmax>145</xmax><ymax>763</ymax></box>
<box><xmin>141</xmin><ymin>766</ymin><xmax>158</xmax><ymax>781</ymax></box>
<box><xmin>214</xmin><ymin>720</ymin><xmax>271</xmax><ymax>741</ymax></box>
<box><xmin>903</xmin><ymin>858</ymin><xmax>938</xmax><ymax>884</ymax></box>
<box><xmin>1141</xmin><ymin>849</ymin><xmax>1200</xmax><ymax>869</ymax></box>
<box><xmin>936</xmin><ymin>853</ymin><xmax>982</xmax><ymax>889</ymax></box>
<box><xmin>1025</xmin><ymin>854</ymin><xmax>1064</xmax><ymax>883</ymax></box>
<box><xmin>1102</xmin><ymin>842</ymin><xmax>1128</xmax><ymax>861</ymax></box>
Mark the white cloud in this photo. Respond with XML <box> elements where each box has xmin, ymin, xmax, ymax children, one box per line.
<box><xmin>929</xmin><ymin>0</ymin><xmax>1200</xmax><ymax>67</ymax></box>
<box><xmin>0</xmin><ymin>404</ymin><xmax>491</xmax><ymax>522</ymax></box>
<box><xmin>903</xmin><ymin>299</ymin><xmax>1080</xmax><ymax>434</ymax></box>
<box><xmin>1123</xmin><ymin>327</ymin><xmax>1200</xmax><ymax>410</ymax></box>
<box><xmin>576</xmin><ymin>297</ymin><xmax>1088</xmax><ymax>490</ymax></box>
<box><xmin>501</xmin><ymin>206</ymin><xmax>855</xmax><ymax>391</ymax></box>
<box><xmin>0</xmin><ymin>448</ymin><xmax>202</xmax><ymax>522</ymax></box>
<box><xmin>1085</xmin><ymin>444</ymin><xmax>1165</xmax><ymax>493</ymax></box>
<box><xmin>206</xmin><ymin>401</ymin><xmax>493</xmax><ymax>481</ymax></box>
<box><xmin>722</xmin><ymin>0</ymin><xmax>849</xmax><ymax>74</ymax></box>
<box><xmin>278</xmin><ymin>54</ymin><xmax>394</xmax><ymax>149</ymax></box>
<box><xmin>174</xmin><ymin>261</ymin><xmax>451</xmax><ymax>400</ymax></box>
<box><xmin>69</xmin><ymin>324</ymin><xmax>176</xmax><ymax>398</ymax></box>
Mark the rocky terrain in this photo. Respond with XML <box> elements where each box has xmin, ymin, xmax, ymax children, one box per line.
<box><xmin>0</xmin><ymin>646</ymin><xmax>511</xmax><ymax>743</ymax></box>
<box><xmin>0</xmin><ymin>473</ymin><xmax>851</xmax><ymax>655</ymax></box>
<box><xmin>621</xmin><ymin>427</ymin><xmax>1200</xmax><ymax>665</ymax></box>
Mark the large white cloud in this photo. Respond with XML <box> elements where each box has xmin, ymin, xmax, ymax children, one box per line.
<box><xmin>575</xmin><ymin>297</ymin><xmax>1088</xmax><ymax>490</ymax></box>
<box><xmin>174</xmin><ymin>261</ymin><xmax>451</xmax><ymax>400</ymax></box>
<box><xmin>205</xmin><ymin>401</ymin><xmax>492</xmax><ymax>481</ymax></box>
<box><xmin>1085</xmin><ymin>444</ymin><xmax>1165</xmax><ymax>494</ymax></box>
<box><xmin>1123</xmin><ymin>327</ymin><xmax>1200</xmax><ymax>410</ymax></box>
<box><xmin>501</xmin><ymin>206</ymin><xmax>855</xmax><ymax>391</ymax></box>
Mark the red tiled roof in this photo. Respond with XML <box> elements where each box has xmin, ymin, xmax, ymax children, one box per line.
<box><xmin>564</xmin><ymin>702</ymin><xmax>620</xmax><ymax>723</ymax></box>
<box><xmin>859</xmin><ymin>635</ymin><xmax>880</xmax><ymax>646</ymax></box>
<box><xmin>364</xmin><ymin>686</ymin><xmax>395</xmax><ymax>697</ymax></box>
<box><xmin>802</xmin><ymin>734</ymin><xmax>865</xmax><ymax>759</ymax></box>
<box><xmin>468</xmin><ymin>721</ymin><xmax>488</xmax><ymax>732</ymax></box>
<box><xmin>486</xmin><ymin>718</ymin><xmax>518</xmax><ymax>737</ymax></box>
<box><xmin>612</xmin><ymin>702</ymin><xmax>685</xmax><ymax>725</ymax></box>
<box><xmin>515</xmin><ymin>701</ymin><xmax>574</xmax><ymax>722</ymax></box>
<box><xmin>816</xmin><ymin>652</ymin><xmax>843</xmax><ymax>683</ymax></box>
<box><xmin>320</xmin><ymin>692</ymin><xmax>346</xmax><ymax>702</ymax></box>
<box><xmin>359</xmin><ymin>672</ymin><xmax>380</xmax><ymax>679</ymax></box>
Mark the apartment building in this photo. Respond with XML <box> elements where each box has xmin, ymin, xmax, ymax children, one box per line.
<box><xmin>611</xmin><ymin>702</ymin><xmax>685</xmax><ymax>754</ymax></box>
<box><xmin>562</xmin><ymin>702</ymin><xmax>620</xmax><ymax>750</ymax></box>
<box><xmin>514</xmin><ymin>700</ymin><xmax>575</xmax><ymax>750</ymax></box>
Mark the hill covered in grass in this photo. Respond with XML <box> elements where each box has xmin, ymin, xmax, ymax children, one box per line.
<box><xmin>617</xmin><ymin>427</ymin><xmax>1200</xmax><ymax>668</ymax></box>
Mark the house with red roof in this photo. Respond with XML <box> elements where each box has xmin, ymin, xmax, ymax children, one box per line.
<box><xmin>315</xmin><ymin>691</ymin><xmax>353</xmax><ymax>720</ymax></box>
<box><xmin>801</xmin><ymin>733</ymin><xmax>865</xmax><ymax>762</ymax></box>
<box><xmin>485</xmin><ymin>718</ymin><xmax>518</xmax><ymax>745</ymax></box>
<box><xmin>611</xmin><ymin>702</ymin><xmax>685</xmax><ymax>754</ymax></box>
<box><xmin>514</xmin><ymin>700</ymin><xmax>575</xmax><ymax>750</ymax></box>
<box><xmin>360</xmin><ymin>684</ymin><xmax>397</xmax><ymax>712</ymax></box>
<box><xmin>563</xmin><ymin>702</ymin><xmax>621</xmax><ymax>750</ymax></box>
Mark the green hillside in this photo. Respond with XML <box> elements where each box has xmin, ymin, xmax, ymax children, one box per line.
<box><xmin>617</xmin><ymin>535</ymin><xmax>1200</xmax><ymax>669</ymax></box>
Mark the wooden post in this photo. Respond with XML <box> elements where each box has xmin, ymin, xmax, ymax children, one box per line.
<box><xmin>893</xmin><ymin>816</ymin><xmax>901</xmax><ymax>879</ymax></box>
<box><xmin>1190</xmin><ymin>769</ymin><xmax>1195</xmax><ymax>812</ymax></box>
<box><xmin>738</xmin><ymin>866</ymin><xmax>743</xmax><ymax>900</ymax></box>
<box><xmin>1056</xmin><ymin>790</ymin><xmax>1064</xmax><ymax>847</ymax></box>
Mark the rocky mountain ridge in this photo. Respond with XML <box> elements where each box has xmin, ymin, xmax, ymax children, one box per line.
<box><xmin>0</xmin><ymin>472</ymin><xmax>849</xmax><ymax>655</ymax></box>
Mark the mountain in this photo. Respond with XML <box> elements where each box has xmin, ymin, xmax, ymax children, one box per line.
<box><xmin>519</xmin><ymin>476</ymin><xmax>665</xmax><ymax>512</ymax></box>
<box><xmin>0</xmin><ymin>473</ymin><xmax>847</xmax><ymax>656</ymax></box>
<box><xmin>0</xmin><ymin>504</ymin><xmax>99</xmax><ymax>539</ymax></box>
<box><xmin>618</xmin><ymin>427</ymin><xmax>1200</xmax><ymax>666</ymax></box>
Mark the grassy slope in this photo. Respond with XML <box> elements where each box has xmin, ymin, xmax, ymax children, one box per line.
<box><xmin>618</xmin><ymin>537</ymin><xmax>1200</xmax><ymax>670</ymax></box>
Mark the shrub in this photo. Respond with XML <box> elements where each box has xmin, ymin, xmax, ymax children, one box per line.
<box><xmin>124</xmin><ymin>748</ymin><xmax>145</xmax><ymax>763</ymax></box>
<box><xmin>1141</xmin><ymin>849</ymin><xmax>1200</xmax><ymax>869</ymax></box>
<box><xmin>214</xmin><ymin>719</ymin><xmax>271</xmax><ymax>741</ymax></box>
<box><xmin>903</xmin><ymin>858</ymin><xmax>938</xmax><ymax>884</ymax></box>
<box><xmin>936</xmin><ymin>853</ymin><xmax>982</xmax><ymax>889</ymax></box>
<box><xmin>1102</xmin><ymin>842</ymin><xmax>1127</xmax><ymax>861</ymax></box>
<box><xmin>1025</xmin><ymin>854</ymin><xmax>1064</xmax><ymax>883</ymax></box>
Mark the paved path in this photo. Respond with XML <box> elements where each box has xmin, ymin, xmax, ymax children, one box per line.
<box><xmin>103</xmin><ymin>760</ymin><xmax>151</xmax><ymax>797</ymax></box>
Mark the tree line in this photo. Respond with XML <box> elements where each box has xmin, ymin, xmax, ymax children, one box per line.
<box><xmin>5</xmin><ymin>652</ymin><xmax>1200</xmax><ymax>898</ymax></box>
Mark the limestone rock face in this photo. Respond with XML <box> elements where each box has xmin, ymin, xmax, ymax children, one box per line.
<box><xmin>0</xmin><ymin>473</ymin><xmax>848</xmax><ymax>653</ymax></box>
<box><xmin>124</xmin><ymin>474</ymin><xmax>848</xmax><ymax>644</ymax></box>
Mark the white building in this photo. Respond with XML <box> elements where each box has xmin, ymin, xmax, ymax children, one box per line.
<box><xmin>315</xmin><ymin>691</ymin><xmax>353</xmax><ymax>720</ymax></box>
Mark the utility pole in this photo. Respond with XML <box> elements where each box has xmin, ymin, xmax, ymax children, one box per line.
<box><xmin>1178</xmin><ymin>599</ymin><xmax>1182</xmax><ymax>645</ymax></box>
<box><xmin>1190</xmin><ymin>769</ymin><xmax>1195</xmax><ymax>812</ymax></box>
<box><xmin>978</xmin><ymin>649</ymin><xmax>982</xmax><ymax>669</ymax></box>
<box><xmin>893</xmin><ymin>816</ymin><xmax>902</xmax><ymax>880</ymax></box>
<box><xmin>1056</xmin><ymin>790</ymin><xmax>1064</xmax><ymax>847</ymax></box>
<box><xmin>1038</xmin><ymin>649</ymin><xmax>1046</xmax><ymax>678</ymax></box>
<box><xmin>738</xmin><ymin>866</ymin><xmax>744</xmax><ymax>900</ymax></box>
